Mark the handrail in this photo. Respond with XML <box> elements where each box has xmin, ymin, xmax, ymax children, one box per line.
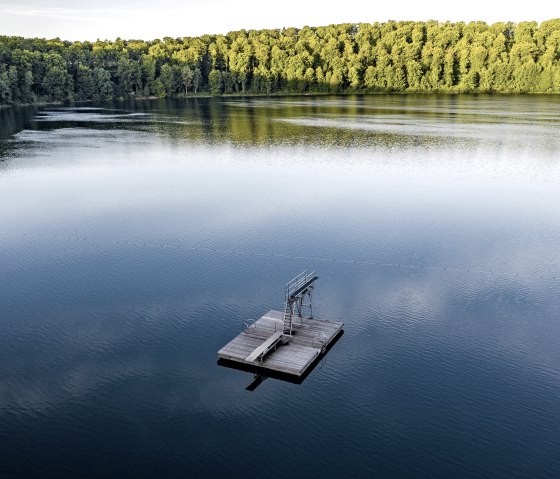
<box><xmin>242</xmin><ymin>319</ymin><xmax>256</xmax><ymax>331</ymax></box>
<box><xmin>312</xmin><ymin>331</ymin><xmax>327</xmax><ymax>351</ymax></box>
<box><xmin>285</xmin><ymin>270</ymin><xmax>316</xmax><ymax>298</ymax></box>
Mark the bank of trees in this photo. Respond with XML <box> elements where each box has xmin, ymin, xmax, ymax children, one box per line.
<box><xmin>1</xmin><ymin>19</ymin><xmax>560</xmax><ymax>105</ymax></box>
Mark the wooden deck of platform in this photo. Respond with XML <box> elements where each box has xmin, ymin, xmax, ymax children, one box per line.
<box><xmin>217</xmin><ymin>310</ymin><xmax>344</xmax><ymax>378</ymax></box>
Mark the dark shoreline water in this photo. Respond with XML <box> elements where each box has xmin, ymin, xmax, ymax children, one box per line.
<box><xmin>1</xmin><ymin>95</ymin><xmax>560</xmax><ymax>478</ymax></box>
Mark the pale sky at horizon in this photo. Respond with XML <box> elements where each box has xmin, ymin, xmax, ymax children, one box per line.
<box><xmin>0</xmin><ymin>0</ymin><xmax>558</xmax><ymax>41</ymax></box>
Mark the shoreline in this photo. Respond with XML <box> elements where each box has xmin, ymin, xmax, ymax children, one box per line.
<box><xmin>2</xmin><ymin>90</ymin><xmax>559</xmax><ymax>110</ymax></box>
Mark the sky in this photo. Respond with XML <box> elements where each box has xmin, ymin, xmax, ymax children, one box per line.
<box><xmin>0</xmin><ymin>0</ymin><xmax>558</xmax><ymax>41</ymax></box>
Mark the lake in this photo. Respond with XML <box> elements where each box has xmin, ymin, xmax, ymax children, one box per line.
<box><xmin>1</xmin><ymin>95</ymin><xmax>560</xmax><ymax>478</ymax></box>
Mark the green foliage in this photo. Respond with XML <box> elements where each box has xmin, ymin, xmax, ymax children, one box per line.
<box><xmin>93</xmin><ymin>67</ymin><xmax>114</xmax><ymax>100</ymax></box>
<box><xmin>1</xmin><ymin>19</ymin><xmax>560</xmax><ymax>106</ymax></box>
<box><xmin>41</xmin><ymin>52</ymin><xmax>73</xmax><ymax>102</ymax></box>
<box><xmin>208</xmin><ymin>69</ymin><xmax>223</xmax><ymax>95</ymax></box>
<box><xmin>75</xmin><ymin>65</ymin><xmax>94</xmax><ymax>100</ymax></box>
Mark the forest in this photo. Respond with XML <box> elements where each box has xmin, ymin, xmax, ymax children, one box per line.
<box><xmin>1</xmin><ymin>19</ymin><xmax>560</xmax><ymax>105</ymax></box>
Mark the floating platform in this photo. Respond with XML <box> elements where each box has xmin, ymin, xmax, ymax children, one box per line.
<box><xmin>217</xmin><ymin>310</ymin><xmax>344</xmax><ymax>381</ymax></box>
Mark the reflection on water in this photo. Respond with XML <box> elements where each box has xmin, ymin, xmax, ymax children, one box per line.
<box><xmin>1</xmin><ymin>95</ymin><xmax>560</xmax><ymax>478</ymax></box>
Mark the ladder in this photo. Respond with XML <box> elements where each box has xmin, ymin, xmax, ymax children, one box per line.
<box><xmin>282</xmin><ymin>270</ymin><xmax>318</xmax><ymax>335</ymax></box>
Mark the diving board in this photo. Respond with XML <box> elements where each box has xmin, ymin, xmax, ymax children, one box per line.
<box><xmin>245</xmin><ymin>330</ymin><xmax>284</xmax><ymax>363</ymax></box>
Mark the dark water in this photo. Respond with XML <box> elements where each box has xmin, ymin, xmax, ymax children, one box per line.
<box><xmin>1</xmin><ymin>95</ymin><xmax>560</xmax><ymax>478</ymax></box>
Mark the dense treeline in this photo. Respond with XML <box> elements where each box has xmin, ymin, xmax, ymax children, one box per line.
<box><xmin>1</xmin><ymin>19</ymin><xmax>560</xmax><ymax>105</ymax></box>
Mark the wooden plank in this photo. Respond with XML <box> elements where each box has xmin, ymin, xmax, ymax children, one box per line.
<box><xmin>264</xmin><ymin>355</ymin><xmax>318</xmax><ymax>370</ymax></box>
<box><xmin>245</xmin><ymin>331</ymin><xmax>284</xmax><ymax>362</ymax></box>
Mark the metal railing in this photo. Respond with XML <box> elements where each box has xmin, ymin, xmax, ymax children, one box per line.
<box><xmin>285</xmin><ymin>269</ymin><xmax>316</xmax><ymax>300</ymax></box>
<box><xmin>242</xmin><ymin>319</ymin><xmax>256</xmax><ymax>331</ymax></box>
<box><xmin>312</xmin><ymin>331</ymin><xmax>327</xmax><ymax>352</ymax></box>
<box><xmin>282</xmin><ymin>270</ymin><xmax>318</xmax><ymax>335</ymax></box>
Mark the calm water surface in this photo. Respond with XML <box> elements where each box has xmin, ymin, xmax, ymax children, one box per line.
<box><xmin>1</xmin><ymin>95</ymin><xmax>560</xmax><ymax>478</ymax></box>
